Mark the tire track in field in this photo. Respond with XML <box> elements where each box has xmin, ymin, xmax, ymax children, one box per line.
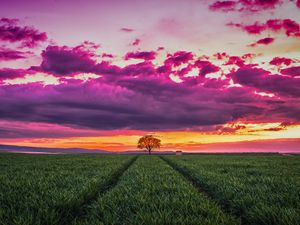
<box><xmin>160</xmin><ymin>156</ymin><xmax>243</xmax><ymax>225</ymax></box>
<box><xmin>61</xmin><ymin>155</ymin><xmax>139</xmax><ymax>225</ymax></box>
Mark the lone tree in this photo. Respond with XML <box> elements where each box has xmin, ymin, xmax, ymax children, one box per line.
<box><xmin>137</xmin><ymin>135</ymin><xmax>161</xmax><ymax>155</ymax></box>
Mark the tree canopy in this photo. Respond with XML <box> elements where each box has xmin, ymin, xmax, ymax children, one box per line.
<box><xmin>137</xmin><ymin>135</ymin><xmax>161</xmax><ymax>154</ymax></box>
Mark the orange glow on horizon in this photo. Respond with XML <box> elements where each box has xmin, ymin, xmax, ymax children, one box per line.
<box><xmin>1</xmin><ymin>122</ymin><xmax>299</xmax><ymax>152</ymax></box>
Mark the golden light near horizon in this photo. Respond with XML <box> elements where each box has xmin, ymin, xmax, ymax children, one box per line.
<box><xmin>1</xmin><ymin>123</ymin><xmax>299</xmax><ymax>152</ymax></box>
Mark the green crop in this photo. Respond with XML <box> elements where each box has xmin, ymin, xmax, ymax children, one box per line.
<box><xmin>0</xmin><ymin>153</ymin><xmax>299</xmax><ymax>225</ymax></box>
<box><xmin>0</xmin><ymin>153</ymin><xmax>135</xmax><ymax>225</ymax></box>
<box><xmin>74</xmin><ymin>155</ymin><xmax>237</xmax><ymax>225</ymax></box>
<box><xmin>162</xmin><ymin>154</ymin><xmax>300</xmax><ymax>225</ymax></box>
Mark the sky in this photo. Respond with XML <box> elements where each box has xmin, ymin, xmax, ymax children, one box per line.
<box><xmin>0</xmin><ymin>0</ymin><xmax>300</xmax><ymax>153</ymax></box>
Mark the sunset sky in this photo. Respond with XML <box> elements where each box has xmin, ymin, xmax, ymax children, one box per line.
<box><xmin>0</xmin><ymin>0</ymin><xmax>300</xmax><ymax>152</ymax></box>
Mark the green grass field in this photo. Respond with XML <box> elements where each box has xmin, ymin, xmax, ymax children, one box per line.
<box><xmin>0</xmin><ymin>153</ymin><xmax>299</xmax><ymax>225</ymax></box>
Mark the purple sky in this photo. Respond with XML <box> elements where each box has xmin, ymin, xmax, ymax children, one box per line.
<box><xmin>0</xmin><ymin>0</ymin><xmax>300</xmax><ymax>152</ymax></box>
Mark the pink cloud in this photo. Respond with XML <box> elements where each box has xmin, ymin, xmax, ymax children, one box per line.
<box><xmin>0</xmin><ymin>17</ymin><xmax>47</xmax><ymax>48</ymax></box>
<box><xmin>102</xmin><ymin>53</ymin><xmax>114</xmax><ymax>58</ymax></box>
<box><xmin>131</xmin><ymin>38</ymin><xmax>141</xmax><ymax>46</ymax></box>
<box><xmin>0</xmin><ymin>47</ymin><xmax>31</xmax><ymax>61</ymax></box>
<box><xmin>225</xmin><ymin>56</ymin><xmax>245</xmax><ymax>67</ymax></box>
<box><xmin>1</xmin><ymin>41</ymin><xmax>300</xmax><ymax>132</ymax></box>
<box><xmin>209</xmin><ymin>1</ymin><xmax>237</xmax><ymax>11</ymax></box>
<box><xmin>227</xmin><ymin>22</ymin><xmax>266</xmax><ymax>34</ymax></box>
<box><xmin>250</xmin><ymin>37</ymin><xmax>275</xmax><ymax>47</ymax></box>
<box><xmin>228</xmin><ymin>19</ymin><xmax>300</xmax><ymax>37</ymax></box>
<box><xmin>164</xmin><ymin>51</ymin><xmax>194</xmax><ymax>67</ymax></box>
<box><xmin>209</xmin><ymin>0</ymin><xmax>282</xmax><ymax>12</ymax></box>
<box><xmin>194</xmin><ymin>60</ymin><xmax>220</xmax><ymax>77</ymax></box>
<box><xmin>124</xmin><ymin>51</ymin><xmax>156</xmax><ymax>61</ymax></box>
<box><xmin>214</xmin><ymin>52</ymin><xmax>229</xmax><ymax>60</ymax></box>
<box><xmin>269</xmin><ymin>57</ymin><xmax>293</xmax><ymax>66</ymax></box>
<box><xmin>120</xmin><ymin>27</ymin><xmax>134</xmax><ymax>32</ymax></box>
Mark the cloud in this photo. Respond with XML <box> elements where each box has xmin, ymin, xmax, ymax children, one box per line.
<box><xmin>0</xmin><ymin>68</ymin><xmax>33</xmax><ymax>81</ymax></box>
<box><xmin>102</xmin><ymin>53</ymin><xmax>114</xmax><ymax>58</ymax></box>
<box><xmin>0</xmin><ymin>79</ymin><xmax>270</xmax><ymax>130</ymax></box>
<box><xmin>164</xmin><ymin>51</ymin><xmax>194</xmax><ymax>67</ymax></box>
<box><xmin>120</xmin><ymin>27</ymin><xmax>134</xmax><ymax>32</ymax></box>
<box><xmin>229</xmin><ymin>66</ymin><xmax>300</xmax><ymax>97</ymax></box>
<box><xmin>0</xmin><ymin>47</ymin><xmax>31</xmax><ymax>61</ymax></box>
<box><xmin>248</xmin><ymin>121</ymin><xmax>297</xmax><ymax>132</ymax></box>
<box><xmin>124</xmin><ymin>51</ymin><xmax>156</xmax><ymax>60</ymax></box>
<box><xmin>209</xmin><ymin>0</ymin><xmax>282</xmax><ymax>12</ymax></box>
<box><xmin>228</xmin><ymin>19</ymin><xmax>300</xmax><ymax>37</ymax></box>
<box><xmin>227</xmin><ymin>22</ymin><xmax>265</xmax><ymax>34</ymax></box>
<box><xmin>0</xmin><ymin>17</ymin><xmax>47</xmax><ymax>48</ymax></box>
<box><xmin>249</xmin><ymin>37</ymin><xmax>275</xmax><ymax>47</ymax></box>
<box><xmin>238</xmin><ymin>0</ymin><xmax>282</xmax><ymax>11</ymax></box>
<box><xmin>269</xmin><ymin>57</ymin><xmax>293</xmax><ymax>66</ymax></box>
<box><xmin>131</xmin><ymin>38</ymin><xmax>141</xmax><ymax>46</ymax></box>
<box><xmin>39</xmin><ymin>45</ymin><xmax>97</xmax><ymax>76</ymax></box>
<box><xmin>209</xmin><ymin>1</ymin><xmax>237</xmax><ymax>11</ymax></box>
<box><xmin>1</xmin><ymin>43</ymin><xmax>300</xmax><ymax>131</ymax></box>
<box><xmin>225</xmin><ymin>56</ymin><xmax>245</xmax><ymax>67</ymax></box>
<box><xmin>280</xmin><ymin>66</ymin><xmax>300</xmax><ymax>77</ymax></box>
<box><xmin>217</xmin><ymin>123</ymin><xmax>246</xmax><ymax>134</ymax></box>
<box><xmin>256</xmin><ymin>37</ymin><xmax>274</xmax><ymax>45</ymax></box>
<box><xmin>194</xmin><ymin>60</ymin><xmax>220</xmax><ymax>77</ymax></box>
<box><xmin>1</xmin><ymin>58</ymin><xmax>299</xmax><ymax>131</ymax></box>
<box><xmin>0</xmin><ymin>120</ymin><xmax>101</xmax><ymax>138</ymax></box>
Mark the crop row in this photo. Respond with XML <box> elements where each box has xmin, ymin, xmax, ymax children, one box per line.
<box><xmin>73</xmin><ymin>155</ymin><xmax>238</xmax><ymax>225</ymax></box>
<box><xmin>162</xmin><ymin>154</ymin><xmax>300</xmax><ymax>225</ymax></box>
<box><xmin>0</xmin><ymin>154</ymin><xmax>136</xmax><ymax>225</ymax></box>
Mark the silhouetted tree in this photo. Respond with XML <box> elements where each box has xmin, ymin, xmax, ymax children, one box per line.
<box><xmin>137</xmin><ymin>135</ymin><xmax>161</xmax><ymax>155</ymax></box>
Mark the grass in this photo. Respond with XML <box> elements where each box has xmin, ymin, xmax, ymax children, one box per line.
<box><xmin>73</xmin><ymin>155</ymin><xmax>237</xmax><ymax>225</ymax></box>
<box><xmin>162</xmin><ymin>154</ymin><xmax>300</xmax><ymax>225</ymax></box>
<box><xmin>0</xmin><ymin>153</ymin><xmax>135</xmax><ymax>225</ymax></box>
<box><xmin>0</xmin><ymin>153</ymin><xmax>299</xmax><ymax>225</ymax></box>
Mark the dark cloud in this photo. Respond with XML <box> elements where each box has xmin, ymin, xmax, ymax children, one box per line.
<box><xmin>39</xmin><ymin>45</ymin><xmax>97</xmax><ymax>75</ymax></box>
<box><xmin>0</xmin><ymin>68</ymin><xmax>31</xmax><ymax>81</ymax></box>
<box><xmin>229</xmin><ymin>67</ymin><xmax>300</xmax><ymax>97</ymax></box>
<box><xmin>0</xmin><ymin>79</ymin><xmax>271</xmax><ymax>130</ymax></box>
<box><xmin>280</xmin><ymin>66</ymin><xmax>300</xmax><ymax>77</ymax></box>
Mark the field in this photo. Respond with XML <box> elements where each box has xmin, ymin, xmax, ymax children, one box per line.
<box><xmin>0</xmin><ymin>153</ymin><xmax>299</xmax><ymax>225</ymax></box>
